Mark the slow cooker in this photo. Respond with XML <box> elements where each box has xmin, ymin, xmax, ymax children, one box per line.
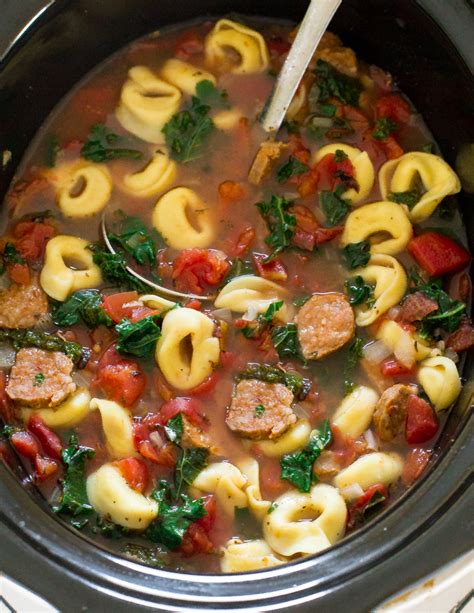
<box><xmin>0</xmin><ymin>1</ymin><xmax>472</xmax><ymax>610</ymax></box>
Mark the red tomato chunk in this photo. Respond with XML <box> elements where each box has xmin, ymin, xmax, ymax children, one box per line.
<box><xmin>408</xmin><ymin>232</ymin><xmax>470</xmax><ymax>277</ymax></box>
<box><xmin>405</xmin><ymin>395</ymin><xmax>438</xmax><ymax>445</ymax></box>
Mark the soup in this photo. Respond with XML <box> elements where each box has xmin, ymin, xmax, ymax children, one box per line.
<box><xmin>0</xmin><ymin>16</ymin><xmax>471</xmax><ymax>573</ymax></box>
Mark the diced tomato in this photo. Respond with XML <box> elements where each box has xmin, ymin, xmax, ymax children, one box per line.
<box><xmin>0</xmin><ymin>371</ymin><xmax>14</xmax><ymax>422</ymax></box>
<box><xmin>296</xmin><ymin>169</ymin><xmax>320</xmax><ymax>198</ymax></box>
<box><xmin>10</xmin><ymin>431</ymin><xmax>40</xmax><ymax>460</ymax></box>
<box><xmin>195</xmin><ymin>495</ymin><xmax>217</xmax><ymax>532</ymax></box>
<box><xmin>289</xmin><ymin>135</ymin><xmax>311</xmax><ymax>165</ymax></box>
<box><xmin>267</xmin><ymin>36</ymin><xmax>291</xmax><ymax>56</ymax></box>
<box><xmin>347</xmin><ymin>483</ymin><xmax>388</xmax><ymax>529</ymax></box>
<box><xmin>219</xmin><ymin>351</ymin><xmax>235</xmax><ymax>370</ymax></box>
<box><xmin>114</xmin><ymin>457</ymin><xmax>149</xmax><ymax>493</ymax></box>
<box><xmin>33</xmin><ymin>455</ymin><xmax>59</xmax><ymax>482</ymax></box>
<box><xmin>314</xmin><ymin>225</ymin><xmax>343</xmax><ymax>244</ymax></box>
<box><xmin>185</xmin><ymin>299</ymin><xmax>202</xmax><ymax>310</ymax></box>
<box><xmin>13</xmin><ymin>221</ymin><xmax>56</xmax><ymax>261</ymax></box>
<box><xmin>180</xmin><ymin>522</ymin><xmax>214</xmax><ymax>556</ymax></box>
<box><xmin>381</xmin><ymin>359</ymin><xmax>415</xmax><ymax>377</ymax></box>
<box><xmin>376</xmin><ymin>135</ymin><xmax>404</xmax><ymax>160</ymax></box>
<box><xmin>27</xmin><ymin>415</ymin><xmax>63</xmax><ymax>461</ymax></box>
<box><xmin>405</xmin><ymin>395</ymin><xmax>438</xmax><ymax>444</ymax></box>
<box><xmin>329</xmin><ymin>425</ymin><xmax>358</xmax><ymax>468</ymax></box>
<box><xmin>93</xmin><ymin>346</ymin><xmax>146</xmax><ymax>406</ymax></box>
<box><xmin>102</xmin><ymin>292</ymin><xmax>139</xmax><ymax>323</ymax></box>
<box><xmin>188</xmin><ymin>373</ymin><xmax>219</xmax><ymax>396</ymax></box>
<box><xmin>253</xmin><ymin>253</ymin><xmax>288</xmax><ymax>282</ymax></box>
<box><xmin>402</xmin><ymin>447</ymin><xmax>431</xmax><ymax>485</ymax></box>
<box><xmin>342</xmin><ymin>105</ymin><xmax>370</xmax><ymax>133</ymax></box>
<box><xmin>174</xmin><ymin>31</ymin><xmax>204</xmax><ymax>60</ymax></box>
<box><xmin>374</xmin><ymin>94</ymin><xmax>411</xmax><ymax>125</ymax></box>
<box><xmin>315</xmin><ymin>152</ymin><xmax>356</xmax><ymax>191</ymax></box>
<box><xmin>231</xmin><ymin>227</ymin><xmax>256</xmax><ymax>257</ymax></box>
<box><xmin>159</xmin><ymin>397</ymin><xmax>207</xmax><ymax>429</ymax></box>
<box><xmin>218</xmin><ymin>181</ymin><xmax>246</xmax><ymax>204</ymax></box>
<box><xmin>258</xmin><ymin>457</ymin><xmax>288</xmax><ymax>499</ymax></box>
<box><xmin>408</xmin><ymin>232</ymin><xmax>471</xmax><ymax>277</ymax></box>
<box><xmin>132</xmin><ymin>420</ymin><xmax>177</xmax><ymax>466</ymax></box>
<box><xmin>172</xmin><ymin>249</ymin><xmax>230</xmax><ymax>295</ymax></box>
<box><xmin>8</xmin><ymin>263</ymin><xmax>30</xmax><ymax>285</ymax></box>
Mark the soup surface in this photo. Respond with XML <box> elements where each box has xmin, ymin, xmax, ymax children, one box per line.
<box><xmin>0</xmin><ymin>17</ymin><xmax>472</xmax><ymax>573</ymax></box>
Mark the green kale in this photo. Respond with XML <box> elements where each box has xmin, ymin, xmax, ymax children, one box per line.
<box><xmin>254</xmin><ymin>404</ymin><xmax>265</xmax><ymax>417</ymax></box>
<box><xmin>255</xmin><ymin>195</ymin><xmax>296</xmax><ymax>261</ymax></box>
<box><xmin>314</xmin><ymin>60</ymin><xmax>362</xmax><ymax>107</ymax></box>
<box><xmin>271</xmin><ymin>322</ymin><xmax>305</xmax><ymax>363</ymax></box>
<box><xmin>388</xmin><ymin>189</ymin><xmax>421</xmax><ymax>210</ymax></box>
<box><xmin>162</xmin><ymin>96</ymin><xmax>214</xmax><ymax>163</ymax></box>
<box><xmin>52</xmin><ymin>289</ymin><xmax>112</xmax><ymax>328</ymax></box>
<box><xmin>342</xmin><ymin>240</ymin><xmax>371</xmax><ymax>269</ymax></box>
<box><xmin>34</xmin><ymin>373</ymin><xmax>45</xmax><ymax>386</ymax></box>
<box><xmin>320</xmin><ymin>184</ymin><xmax>351</xmax><ymax>226</ymax></box>
<box><xmin>115</xmin><ymin>315</ymin><xmax>162</xmax><ymax>358</ymax></box>
<box><xmin>318</xmin><ymin>103</ymin><xmax>337</xmax><ymax>117</ymax></box>
<box><xmin>54</xmin><ymin>433</ymin><xmax>95</xmax><ymax>517</ymax></box>
<box><xmin>108</xmin><ymin>213</ymin><xmax>157</xmax><ymax>266</ymax></box>
<box><xmin>345</xmin><ymin>276</ymin><xmax>375</xmax><ymax>307</ymax></box>
<box><xmin>422</xmin><ymin>143</ymin><xmax>434</xmax><ymax>154</ymax></box>
<box><xmin>121</xmin><ymin>543</ymin><xmax>166</xmax><ymax>567</ymax></box>
<box><xmin>280</xmin><ymin>419</ymin><xmax>332</xmax><ymax>492</ymax></box>
<box><xmin>174</xmin><ymin>447</ymin><xmax>209</xmax><ymax>498</ymax></box>
<box><xmin>0</xmin><ymin>328</ymin><xmax>89</xmax><ymax>367</ymax></box>
<box><xmin>372</xmin><ymin>117</ymin><xmax>398</xmax><ymax>140</ymax></box>
<box><xmin>241</xmin><ymin>300</ymin><xmax>283</xmax><ymax>338</ymax></box>
<box><xmin>92</xmin><ymin>516</ymin><xmax>131</xmax><ymax>539</ymax></box>
<box><xmin>195</xmin><ymin>79</ymin><xmax>228</xmax><ymax>108</ymax></box>
<box><xmin>267</xmin><ymin>501</ymin><xmax>278</xmax><ymax>514</ymax></box>
<box><xmin>2</xmin><ymin>242</ymin><xmax>25</xmax><ymax>266</ymax></box>
<box><xmin>88</xmin><ymin>243</ymin><xmax>150</xmax><ymax>293</ymax></box>
<box><xmin>334</xmin><ymin>149</ymin><xmax>348</xmax><ymax>163</ymax></box>
<box><xmin>224</xmin><ymin>258</ymin><xmax>254</xmax><ymax>284</ymax></box>
<box><xmin>81</xmin><ymin>124</ymin><xmax>143</xmax><ymax>162</ymax></box>
<box><xmin>164</xmin><ymin>413</ymin><xmax>184</xmax><ymax>445</ymax></box>
<box><xmin>293</xmin><ymin>295</ymin><xmax>311</xmax><ymax>307</ymax></box>
<box><xmin>276</xmin><ymin>156</ymin><xmax>309</xmax><ymax>183</ymax></box>
<box><xmin>237</xmin><ymin>362</ymin><xmax>310</xmax><ymax>400</ymax></box>
<box><xmin>343</xmin><ymin>336</ymin><xmax>364</xmax><ymax>393</ymax></box>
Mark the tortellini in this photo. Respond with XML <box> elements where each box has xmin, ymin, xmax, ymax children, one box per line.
<box><xmin>152</xmin><ymin>187</ymin><xmax>215</xmax><ymax>249</ymax></box>
<box><xmin>376</xmin><ymin>319</ymin><xmax>438</xmax><ymax>368</ymax></box>
<box><xmin>139</xmin><ymin>293</ymin><xmax>177</xmax><ymax>314</ymax></box>
<box><xmin>21</xmin><ymin>388</ymin><xmax>91</xmax><ymax>429</ymax></box>
<box><xmin>56</xmin><ymin>163</ymin><xmax>112</xmax><ymax>217</ymax></box>
<box><xmin>90</xmin><ymin>398</ymin><xmax>138</xmax><ymax>459</ymax></box>
<box><xmin>256</xmin><ymin>419</ymin><xmax>312</xmax><ymax>457</ymax></box>
<box><xmin>314</xmin><ymin>144</ymin><xmax>375</xmax><ymax>203</ymax></box>
<box><xmin>350</xmin><ymin>254</ymin><xmax>407</xmax><ymax>326</ymax></box>
<box><xmin>379</xmin><ymin>152</ymin><xmax>461</xmax><ymax>223</ymax></box>
<box><xmin>332</xmin><ymin>386</ymin><xmax>379</xmax><ymax>438</ymax></box>
<box><xmin>340</xmin><ymin>201</ymin><xmax>413</xmax><ymax>255</ymax></box>
<box><xmin>205</xmin><ymin>19</ymin><xmax>269</xmax><ymax>74</ymax></box>
<box><xmin>213</xmin><ymin>107</ymin><xmax>244</xmax><ymax>131</ymax></box>
<box><xmin>333</xmin><ymin>452</ymin><xmax>403</xmax><ymax>498</ymax></box>
<box><xmin>191</xmin><ymin>461</ymin><xmax>248</xmax><ymax>516</ymax></box>
<box><xmin>156</xmin><ymin>307</ymin><xmax>220</xmax><ymax>390</ymax></box>
<box><xmin>214</xmin><ymin>275</ymin><xmax>288</xmax><ymax>317</ymax></box>
<box><xmin>160</xmin><ymin>58</ymin><xmax>216</xmax><ymax>95</ymax></box>
<box><xmin>237</xmin><ymin>457</ymin><xmax>271</xmax><ymax>519</ymax></box>
<box><xmin>286</xmin><ymin>83</ymin><xmax>307</xmax><ymax>121</ymax></box>
<box><xmin>86</xmin><ymin>463</ymin><xmax>158</xmax><ymax>529</ymax></box>
<box><xmin>116</xmin><ymin>66</ymin><xmax>181</xmax><ymax>143</ymax></box>
<box><xmin>221</xmin><ymin>539</ymin><xmax>285</xmax><ymax>573</ymax></box>
<box><xmin>40</xmin><ymin>235</ymin><xmax>102</xmax><ymax>302</ymax></box>
<box><xmin>417</xmin><ymin>356</ymin><xmax>461</xmax><ymax>411</ymax></box>
<box><xmin>263</xmin><ymin>484</ymin><xmax>347</xmax><ymax>556</ymax></box>
<box><xmin>121</xmin><ymin>148</ymin><xmax>177</xmax><ymax>197</ymax></box>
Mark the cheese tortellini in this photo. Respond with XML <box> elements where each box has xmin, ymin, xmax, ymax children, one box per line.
<box><xmin>237</xmin><ymin>457</ymin><xmax>271</xmax><ymax>519</ymax></box>
<box><xmin>333</xmin><ymin>452</ymin><xmax>403</xmax><ymax>498</ymax></box>
<box><xmin>156</xmin><ymin>307</ymin><xmax>220</xmax><ymax>390</ymax></box>
<box><xmin>314</xmin><ymin>144</ymin><xmax>375</xmax><ymax>203</ymax></box>
<box><xmin>56</xmin><ymin>163</ymin><xmax>112</xmax><ymax>217</ymax></box>
<box><xmin>221</xmin><ymin>539</ymin><xmax>285</xmax><ymax>573</ymax></box>
<box><xmin>350</xmin><ymin>254</ymin><xmax>407</xmax><ymax>326</ymax></box>
<box><xmin>121</xmin><ymin>148</ymin><xmax>177</xmax><ymax>197</ymax></box>
<box><xmin>263</xmin><ymin>484</ymin><xmax>347</xmax><ymax>556</ymax></box>
<box><xmin>153</xmin><ymin>187</ymin><xmax>215</xmax><ymax>249</ymax></box>
<box><xmin>212</xmin><ymin>107</ymin><xmax>244</xmax><ymax>131</ymax></box>
<box><xmin>139</xmin><ymin>293</ymin><xmax>177</xmax><ymax>314</ymax></box>
<box><xmin>379</xmin><ymin>152</ymin><xmax>461</xmax><ymax>222</ymax></box>
<box><xmin>86</xmin><ymin>463</ymin><xmax>158</xmax><ymax>529</ymax></box>
<box><xmin>417</xmin><ymin>356</ymin><xmax>461</xmax><ymax>411</ymax></box>
<box><xmin>191</xmin><ymin>461</ymin><xmax>248</xmax><ymax>515</ymax></box>
<box><xmin>21</xmin><ymin>388</ymin><xmax>91</xmax><ymax>429</ymax></box>
<box><xmin>256</xmin><ymin>419</ymin><xmax>312</xmax><ymax>457</ymax></box>
<box><xmin>205</xmin><ymin>19</ymin><xmax>269</xmax><ymax>74</ymax></box>
<box><xmin>340</xmin><ymin>201</ymin><xmax>413</xmax><ymax>255</ymax></box>
<box><xmin>116</xmin><ymin>66</ymin><xmax>181</xmax><ymax>143</ymax></box>
<box><xmin>160</xmin><ymin>58</ymin><xmax>216</xmax><ymax>95</ymax></box>
<box><xmin>91</xmin><ymin>398</ymin><xmax>138</xmax><ymax>459</ymax></box>
<box><xmin>40</xmin><ymin>235</ymin><xmax>102</xmax><ymax>301</ymax></box>
<box><xmin>214</xmin><ymin>275</ymin><xmax>288</xmax><ymax>317</ymax></box>
<box><xmin>332</xmin><ymin>386</ymin><xmax>379</xmax><ymax>438</ymax></box>
<box><xmin>376</xmin><ymin>319</ymin><xmax>438</xmax><ymax>369</ymax></box>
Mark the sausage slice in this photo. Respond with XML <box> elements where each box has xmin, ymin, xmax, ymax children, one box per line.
<box><xmin>296</xmin><ymin>293</ymin><xmax>355</xmax><ymax>360</ymax></box>
<box><xmin>0</xmin><ymin>280</ymin><xmax>49</xmax><ymax>329</ymax></box>
<box><xmin>6</xmin><ymin>348</ymin><xmax>76</xmax><ymax>408</ymax></box>
<box><xmin>372</xmin><ymin>383</ymin><xmax>417</xmax><ymax>442</ymax></box>
<box><xmin>226</xmin><ymin>379</ymin><xmax>296</xmax><ymax>440</ymax></box>
<box><xmin>248</xmin><ymin>140</ymin><xmax>288</xmax><ymax>185</ymax></box>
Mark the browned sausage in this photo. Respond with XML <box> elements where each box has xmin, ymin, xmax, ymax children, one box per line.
<box><xmin>0</xmin><ymin>279</ymin><xmax>49</xmax><ymax>329</ymax></box>
<box><xmin>226</xmin><ymin>379</ymin><xmax>296</xmax><ymax>440</ymax></box>
<box><xmin>248</xmin><ymin>140</ymin><xmax>288</xmax><ymax>185</ymax></box>
<box><xmin>372</xmin><ymin>384</ymin><xmax>417</xmax><ymax>442</ymax></box>
<box><xmin>398</xmin><ymin>291</ymin><xmax>438</xmax><ymax>323</ymax></box>
<box><xmin>296</xmin><ymin>293</ymin><xmax>355</xmax><ymax>360</ymax></box>
<box><xmin>6</xmin><ymin>348</ymin><xmax>76</xmax><ymax>408</ymax></box>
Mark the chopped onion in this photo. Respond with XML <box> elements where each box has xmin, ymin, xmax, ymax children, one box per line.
<box><xmin>0</xmin><ymin>344</ymin><xmax>16</xmax><ymax>368</ymax></box>
<box><xmin>364</xmin><ymin>429</ymin><xmax>378</xmax><ymax>451</ymax></box>
<box><xmin>242</xmin><ymin>304</ymin><xmax>258</xmax><ymax>322</ymax></box>
<box><xmin>149</xmin><ymin>431</ymin><xmax>164</xmax><ymax>449</ymax></box>
<box><xmin>362</xmin><ymin>340</ymin><xmax>392</xmax><ymax>364</ymax></box>
<box><xmin>211</xmin><ymin>308</ymin><xmax>233</xmax><ymax>324</ymax></box>
<box><xmin>283</xmin><ymin>192</ymin><xmax>299</xmax><ymax>201</ymax></box>
<box><xmin>393</xmin><ymin>332</ymin><xmax>415</xmax><ymax>368</ymax></box>
<box><xmin>339</xmin><ymin>482</ymin><xmax>364</xmax><ymax>501</ymax></box>
<box><xmin>308</xmin><ymin>116</ymin><xmax>333</xmax><ymax>128</ymax></box>
<box><xmin>444</xmin><ymin>348</ymin><xmax>459</xmax><ymax>364</ymax></box>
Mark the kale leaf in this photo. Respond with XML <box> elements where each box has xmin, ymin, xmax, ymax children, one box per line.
<box><xmin>54</xmin><ymin>433</ymin><xmax>95</xmax><ymax>517</ymax></box>
<box><xmin>314</xmin><ymin>60</ymin><xmax>362</xmax><ymax>107</ymax></box>
<box><xmin>280</xmin><ymin>419</ymin><xmax>332</xmax><ymax>492</ymax></box>
<box><xmin>388</xmin><ymin>189</ymin><xmax>421</xmax><ymax>210</ymax></box>
<box><xmin>164</xmin><ymin>413</ymin><xmax>184</xmax><ymax>445</ymax></box>
<box><xmin>345</xmin><ymin>276</ymin><xmax>375</xmax><ymax>307</ymax></box>
<box><xmin>372</xmin><ymin>117</ymin><xmax>398</xmax><ymax>140</ymax></box>
<box><xmin>343</xmin><ymin>336</ymin><xmax>364</xmax><ymax>393</ymax></box>
<box><xmin>174</xmin><ymin>447</ymin><xmax>209</xmax><ymax>498</ymax></box>
<box><xmin>224</xmin><ymin>258</ymin><xmax>254</xmax><ymax>284</ymax></box>
<box><xmin>255</xmin><ymin>195</ymin><xmax>296</xmax><ymax>261</ymax></box>
<box><xmin>52</xmin><ymin>289</ymin><xmax>112</xmax><ymax>328</ymax></box>
<box><xmin>276</xmin><ymin>156</ymin><xmax>309</xmax><ymax>183</ymax></box>
<box><xmin>81</xmin><ymin>124</ymin><xmax>143</xmax><ymax>162</ymax></box>
<box><xmin>195</xmin><ymin>79</ymin><xmax>228</xmax><ymax>108</ymax></box>
<box><xmin>271</xmin><ymin>322</ymin><xmax>306</xmax><ymax>363</ymax></box>
<box><xmin>241</xmin><ymin>300</ymin><xmax>283</xmax><ymax>338</ymax></box>
<box><xmin>115</xmin><ymin>315</ymin><xmax>162</xmax><ymax>358</ymax></box>
<box><xmin>88</xmin><ymin>243</ymin><xmax>150</xmax><ymax>293</ymax></box>
<box><xmin>342</xmin><ymin>240</ymin><xmax>371</xmax><ymax>269</ymax></box>
<box><xmin>320</xmin><ymin>184</ymin><xmax>351</xmax><ymax>226</ymax></box>
<box><xmin>2</xmin><ymin>242</ymin><xmax>25</xmax><ymax>266</ymax></box>
<box><xmin>237</xmin><ymin>362</ymin><xmax>311</xmax><ymax>400</ymax></box>
<box><xmin>108</xmin><ymin>213</ymin><xmax>157</xmax><ymax>266</ymax></box>
<box><xmin>121</xmin><ymin>543</ymin><xmax>166</xmax><ymax>567</ymax></box>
